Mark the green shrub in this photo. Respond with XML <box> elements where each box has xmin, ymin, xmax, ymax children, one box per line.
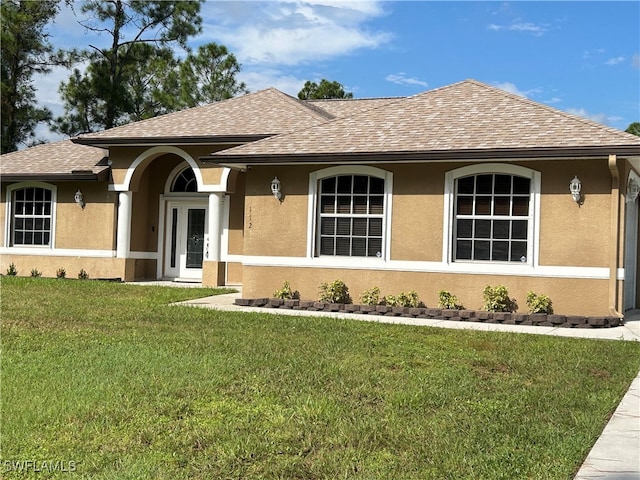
<box><xmin>78</xmin><ymin>269</ymin><xmax>89</xmax><ymax>280</ymax></box>
<box><xmin>318</xmin><ymin>279</ymin><xmax>351</xmax><ymax>304</ymax></box>
<box><xmin>30</xmin><ymin>268</ymin><xmax>42</xmax><ymax>278</ymax></box>
<box><xmin>273</xmin><ymin>281</ymin><xmax>299</xmax><ymax>300</ymax></box>
<box><xmin>6</xmin><ymin>263</ymin><xmax>18</xmax><ymax>276</ymax></box>
<box><xmin>56</xmin><ymin>267</ymin><xmax>67</xmax><ymax>279</ymax></box>
<box><xmin>482</xmin><ymin>285</ymin><xmax>517</xmax><ymax>312</ymax></box>
<box><xmin>359</xmin><ymin>287</ymin><xmax>380</xmax><ymax>306</ymax></box>
<box><xmin>526</xmin><ymin>291</ymin><xmax>553</xmax><ymax>314</ymax></box>
<box><xmin>384</xmin><ymin>291</ymin><xmax>423</xmax><ymax>308</ymax></box>
<box><xmin>438</xmin><ymin>290</ymin><xmax>464</xmax><ymax>310</ymax></box>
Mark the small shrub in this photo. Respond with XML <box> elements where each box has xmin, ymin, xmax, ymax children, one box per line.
<box><xmin>6</xmin><ymin>263</ymin><xmax>18</xmax><ymax>276</ymax></box>
<box><xmin>318</xmin><ymin>279</ymin><xmax>351</xmax><ymax>304</ymax></box>
<box><xmin>438</xmin><ymin>290</ymin><xmax>464</xmax><ymax>310</ymax></box>
<box><xmin>273</xmin><ymin>281</ymin><xmax>299</xmax><ymax>300</ymax></box>
<box><xmin>78</xmin><ymin>269</ymin><xmax>89</xmax><ymax>280</ymax></box>
<box><xmin>526</xmin><ymin>291</ymin><xmax>553</xmax><ymax>314</ymax></box>
<box><xmin>383</xmin><ymin>291</ymin><xmax>423</xmax><ymax>308</ymax></box>
<box><xmin>482</xmin><ymin>285</ymin><xmax>517</xmax><ymax>312</ymax></box>
<box><xmin>360</xmin><ymin>287</ymin><xmax>380</xmax><ymax>306</ymax></box>
<box><xmin>56</xmin><ymin>267</ymin><xmax>67</xmax><ymax>279</ymax></box>
<box><xmin>30</xmin><ymin>268</ymin><xmax>42</xmax><ymax>278</ymax></box>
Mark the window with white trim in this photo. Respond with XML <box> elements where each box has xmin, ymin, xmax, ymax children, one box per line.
<box><xmin>316</xmin><ymin>174</ymin><xmax>386</xmax><ymax>257</ymax></box>
<box><xmin>451</xmin><ymin>168</ymin><xmax>534</xmax><ymax>263</ymax></box>
<box><xmin>10</xmin><ymin>185</ymin><xmax>54</xmax><ymax>246</ymax></box>
<box><xmin>171</xmin><ymin>167</ymin><xmax>197</xmax><ymax>192</ymax></box>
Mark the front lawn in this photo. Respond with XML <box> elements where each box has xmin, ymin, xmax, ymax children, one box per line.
<box><xmin>2</xmin><ymin>277</ymin><xmax>639</xmax><ymax>479</ymax></box>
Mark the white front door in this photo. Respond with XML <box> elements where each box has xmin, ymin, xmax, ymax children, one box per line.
<box><xmin>164</xmin><ymin>202</ymin><xmax>208</xmax><ymax>280</ymax></box>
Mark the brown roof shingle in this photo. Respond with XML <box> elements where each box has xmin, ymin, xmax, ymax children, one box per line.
<box><xmin>1</xmin><ymin>140</ymin><xmax>108</xmax><ymax>180</ymax></box>
<box><xmin>214</xmin><ymin>80</ymin><xmax>640</xmax><ymax>161</ymax></box>
<box><xmin>73</xmin><ymin>88</ymin><xmax>334</xmax><ymax>145</ymax></box>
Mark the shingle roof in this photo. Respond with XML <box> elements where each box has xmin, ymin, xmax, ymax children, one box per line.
<box><xmin>73</xmin><ymin>88</ymin><xmax>333</xmax><ymax>145</ymax></box>
<box><xmin>1</xmin><ymin>140</ymin><xmax>108</xmax><ymax>180</ymax></box>
<box><xmin>309</xmin><ymin>97</ymin><xmax>403</xmax><ymax>118</ymax></box>
<box><xmin>213</xmin><ymin>79</ymin><xmax>640</xmax><ymax>161</ymax></box>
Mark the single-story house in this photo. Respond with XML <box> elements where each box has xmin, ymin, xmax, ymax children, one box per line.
<box><xmin>2</xmin><ymin>79</ymin><xmax>639</xmax><ymax>318</ymax></box>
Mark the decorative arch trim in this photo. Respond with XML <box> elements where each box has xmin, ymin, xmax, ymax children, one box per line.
<box><xmin>110</xmin><ymin>146</ymin><xmax>202</xmax><ymax>192</ymax></box>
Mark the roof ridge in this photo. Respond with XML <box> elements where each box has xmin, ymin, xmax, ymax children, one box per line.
<box><xmin>267</xmin><ymin>88</ymin><xmax>336</xmax><ymax>121</ymax></box>
<box><xmin>308</xmin><ymin>95</ymin><xmax>405</xmax><ymax>103</ymax></box>
<box><xmin>73</xmin><ymin>88</ymin><xmax>290</xmax><ymax>140</ymax></box>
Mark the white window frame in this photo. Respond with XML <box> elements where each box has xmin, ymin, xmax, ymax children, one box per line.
<box><xmin>5</xmin><ymin>182</ymin><xmax>57</xmax><ymax>249</ymax></box>
<box><xmin>443</xmin><ymin>164</ymin><xmax>541</xmax><ymax>269</ymax></box>
<box><xmin>307</xmin><ymin>166</ymin><xmax>393</xmax><ymax>264</ymax></box>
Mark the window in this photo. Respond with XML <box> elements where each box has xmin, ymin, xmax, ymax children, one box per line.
<box><xmin>171</xmin><ymin>167</ymin><xmax>197</xmax><ymax>192</ymax></box>
<box><xmin>453</xmin><ymin>172</ymin><xmax>531</xmax><ymax>262</ymax></box>
<box><xmin>10</xmin><ymin>186</ymin><xmax>54</xmax><ymax>246</ymax></box>
<box><xmin>316</xmin><ymin>174</ymin><xmax>386</xmax><ymax>257</ymax></box>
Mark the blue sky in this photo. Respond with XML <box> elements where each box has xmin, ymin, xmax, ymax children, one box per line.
<box><xmin>35</xmin><ymin>1</ymin><xmax>640</xmax><ymax>142</ymax></box>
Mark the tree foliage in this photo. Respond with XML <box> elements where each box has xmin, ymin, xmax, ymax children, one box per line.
<box><xmin>179</xmin><ymin>43</ymin><xmax>248</xmax><ymax>107</ymax></box>
<box><xmin>297</xmin><ymin>79</ymin><xmax>353</xmax><ymax>100</ymax></box>
<box><xmin>1</xmin><ymin>0</ymin><xmax>64</xmax><ymax>152</ymax></box>
<box><xmin>626</xmin><ymin>122</ymin><xmax>640</xmax><ymax>137</ymax></box>
<box><xmin>55</xmin><ymin>0</ymin><xmax>204</xmax><ymax>135</ymax></box>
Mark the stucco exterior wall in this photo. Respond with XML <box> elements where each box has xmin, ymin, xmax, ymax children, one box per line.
<box><xmin>237</xmin><ymin>158</ymin><xmax>621</xmax><ymax>316</ymax></box>
<box><xmin>1</xmin><ymin>181</ymin><xmax>116</xmax><ymax>251</ymax></box>
<box><xmin>1</xmin><ymin>255</ymin><xmax>128</xmax><ymax>280</ymax></box>
<box><xmin>240</xmin><ymin>265</ymin><xmax>610</xmax><ymax>317</ymax></box>
<box><xmin>242</xmin><ymin>159</ymin><xmax>614</xmax><ymax>266</ymax></box>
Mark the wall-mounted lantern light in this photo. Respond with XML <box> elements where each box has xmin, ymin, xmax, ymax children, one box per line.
<box><xmin>569</xmin><ymin>175</ymin><xmax>582</xmax><ymax>204</ymax></box>
<box><xmin>74</xmin><ymin>189</ymin><xmax>85</xmax><ymax>209</ymax></box>
<box><xmin>626</xmin><ymin>178</ymin><xmax>639</xmax><ymax>203</ymax></box>
<box><xmin>271</xmin><ymin>176</ymin><xmax>282</xmax><ymax>201</ymax></box>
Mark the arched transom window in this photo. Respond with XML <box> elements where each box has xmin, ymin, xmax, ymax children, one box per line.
<box><xmin>171</xmin><ymin>167</ymin><xmax>197</xmax><ymax>192</ymax></box>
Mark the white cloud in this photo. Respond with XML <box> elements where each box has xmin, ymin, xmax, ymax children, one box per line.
<box><xmin>199</xmin><ymin>1</ymin><xmax>392</xmax><ymax>65</ymax></box>
<box><xmin>605</xmin><ymin>56</ymin><xmax>625</xmax><ymax>66</ymax></box>
<box><xmin>491</xmin><ymin>82</ymin><xmax>541</xmax><ymax>98</ymax></box>
<box><xmin>544</xmin><ymin>97</ymin><xmax>562</xmax><ymax>105</ymax></box>
<box><xmin>488</xmin><ymin>21</ymin><xmax>547</xmax><ymax>36</ymax></box>
<box><xmin>385</xmin><ymin>73</ymin><xmax>428</xmax><ymax>88</ymax></box>
<box><xmin>238</xmin><ymin>68</ymin><xmax>308</xmax><ymax>96</ymax></box>
<box><xmin>566</xmin><ymin>108</ymin><xmax>609</xmax><ymax>126</ymax></box>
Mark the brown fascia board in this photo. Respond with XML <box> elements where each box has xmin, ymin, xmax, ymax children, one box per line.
<box><xmin>1</xmin><ymin>169</ymin><xmax>110</xmax><ymax>183</ymax></box>
<box><xmin>202</xmin><ymin>145</ymin><xmax>640</xmax><ymax>165</ymax></box>
<box><xmin>72</xmin><ymin>134</ymin><xmax>272</xmax><ymax>147</ymax></box>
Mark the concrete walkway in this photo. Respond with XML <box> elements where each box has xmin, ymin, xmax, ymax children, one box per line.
<box><xmin>170</xmin><ymin>287</ymin><xmax>640</xmax><ymax>480</ymax></box>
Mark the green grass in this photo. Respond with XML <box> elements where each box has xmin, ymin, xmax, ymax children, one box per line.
<box><xmin>2</xmin><ymin>277</ymin><xmax>639</xmax><ymax>479</ymax></box>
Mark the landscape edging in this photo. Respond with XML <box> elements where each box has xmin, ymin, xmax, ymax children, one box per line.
<box><xmin>233</xmin><ymin>298</ymin><xmax>623</xmax><ymax>329</ymax></box>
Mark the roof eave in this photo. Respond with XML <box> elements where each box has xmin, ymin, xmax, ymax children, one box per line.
<box><xmin>1</xmin><ymin>169</ymin><xmax>110</xmax><ymax>183</ymax></box>
<box><xmin>72</xmin><ymin>134</ymin><xmax>273</xmax><ymax>147</ymax></box>
<box><xmin>203</xmin><ymin>145</ymin><xmax>640</xmax><ymax>165</ymax></box>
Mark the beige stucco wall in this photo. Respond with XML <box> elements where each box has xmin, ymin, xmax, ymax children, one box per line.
<box><xmin>241</xmin><ymin>265</ymin><xmax>610</xmax><ymax>317</ymax></box>
<box><xmin>237</xmin><ymin>158</ymin><xmax>624</xmax><ymax>316</ymax></box>
<box><xmin>1</xmin><ymin>181</ymin><xmax>117</xmax><ymax>251</ymax></box>
<box><xmin>242</xmin><ymin>160</ymin><xmax>615</xmax><ymax>267</ymax></box>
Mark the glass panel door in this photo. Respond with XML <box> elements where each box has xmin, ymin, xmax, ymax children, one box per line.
<box><xmin>186</xmin><ymin>209</ymin><xmax>205</xmax><ymax>269</ymax></box>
